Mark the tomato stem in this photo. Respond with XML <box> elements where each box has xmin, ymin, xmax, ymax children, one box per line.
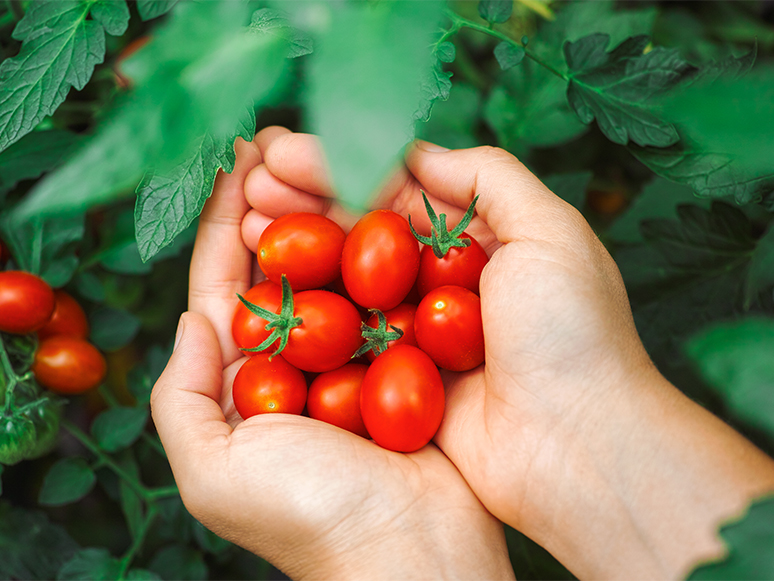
<box><xmin>238</xmin><ymin>275</ymin><xmax>302</xmax><ymax>358</ymax></box>
<box><xmin>353</xmin><ymin>309</ymin><xmax>404</xmax><ymax>359</ymax></box>
<box><xmin>409</xmin><ymin>191</ymin><xmax>480</xmax><ymax>259</ymax></box>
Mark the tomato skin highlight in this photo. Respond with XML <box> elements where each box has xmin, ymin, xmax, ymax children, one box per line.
<box><xmin>360</xmin><ymin>345</ymin><xmax>445</xmax><ymax>453</ymax></box>
<box><xmin>232</xmin><ymin>280</ymin><xmax>283</xmax><ymax>355</ymax></box>
<box><xmin>0</xmin><ymin>271</ymin><xmax>56</xmax><ymax>334</ymax></box>
<box><xmin>32</xmin><ymin>336</ymin><xmax>107</xmax><ymax>394</ymax></box>
<box><xmin>307</xmin><ymin>363</ymin><xmax>369</xmax><ymax>438</ymax></box>
<box><xmin>415</xmin><ymin>285</ymin><xmax>485</xmax><ymax>372</ymax></box>
<box><xmin>416</xmin><ymin>233</ymin><xmax>489</xmax><ymax>298</ymax></box>
<box><xmin>364</xmin><ymin>303</ymin><xmax>418</xmax><ymax>362</ymax></box>
<box><xmin>341</xmin><ymin>210</ymin><xmax>420</xmax><ymax>311</ymax></box>
<box><xmin>258</xmin><ymin>213</ymin><xmax>346</xmax><ymax>291</ymax></box>
<box><xmin>37</xmin><ymin>290</ymin><xmax>89</xmax><ymax>340</ymax></box>
<box><xmin>281</xmin><ymin>290</ymin><xmax>364</xmax><ymax>373</ymax></box>
<box><xmin>232</xmin><ymin>354</ymin><xmax>307</xmax><ymax>419</ymax></box>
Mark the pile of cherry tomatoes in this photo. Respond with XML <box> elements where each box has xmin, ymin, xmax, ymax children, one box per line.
<box><xmin>231</xmin><ymin>193</ymin><xmax>488</xmax><ymax>453</ymax></box>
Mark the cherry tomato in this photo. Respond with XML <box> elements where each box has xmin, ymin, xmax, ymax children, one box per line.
<box><xmin>281</xmin><ymin>290</ymin><xmax>363</xmax><ymax>373</ymax></box>
<box><xmin>307</xmin><ymin>364</ymin><xmax>369</xmax><ymax>438</ymax></box>
<box><xmin>360</xmin><ymin>345</ymin><xmax>445</xmax><ymax>453</ymax></box>
<box><xmin>32</xmin><ymin>336</ymin><xmax>106</xmax><ymax>394</ymax></box>
<box><xmin>364</xmin><ymin>303</ymin><xmax>417</xmax><ymax>362</ymax></box>
<box><xmin>258</xmin><ymin>213</ymin><xmax>346</xmax><ymax>291</ymax></box>
<box><xmin>232</xmin><ymin>354</ymin><xmax>307</xmax><ymax>419</ymax></box>
<box><xmin>0</xmin><ymin>271</ymin><xmax>56</xmax><ymax>334</ymax></box>
<box><xmin>37</xmin><ymin>290</ymin><xmax>89</xmax><ymax>340</ymax></box>
<box><xmin>414</xmin><ymin>285</ymin><xmax>484</xmax><ymax>372</ymax></box>
<box><xmin>416</xmin><ymin>233</ymin><xmax>489</xmax><ymax>298</ymax></box>
<box><xmin>341</xmin><ymin>210</ymin><xmax>420</xmax><ymax>311</ymax></box>
<box><xmin>232</xmin><ymin>280</ymin><xmax>283</xmax><ymax>354</ymax></box>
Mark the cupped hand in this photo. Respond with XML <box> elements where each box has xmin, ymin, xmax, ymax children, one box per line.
<box><xmin>150</xmin><ymin>135</ymin><xmax>514</xmax><ymax>580</ymax></box>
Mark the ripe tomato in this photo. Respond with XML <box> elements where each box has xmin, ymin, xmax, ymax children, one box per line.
<box><xmin>364</xmin><ymin>303</ymin><xmax>417</xmax><ymax>362</ymax></box>
<box><xmin>0</xmin><ymin>271</ymin><xmax>56</xmax><ymax>334</ymax></box>
<box><xmin>307</xmin><ymin>364</ymin><xmax>369</xmax><ymax>438</ymax></box>
<box><xmin>360</xmin><ymin>345</ymin><xmax>445</xmax><ymax>453</ymax></box>
<box><xmin>32</xmin><ymin>336</ymin><xmax>106</xmax><ymax>394</ymax></box>
<box><xmin>341</xmin><ymin>210</ymin><xmax>420</xmax><ymax>311</ymax></box>
<box><xmin>37</xmin><ymin>290</ymin><xmax>89</xmax><ymax>340</ymax></box>
<box><xmin>232</xmin><ymin>280</ymin><xmax>283</xmax><ymax>354</ymax></box>
<box><xmin>281</xmin><ymin>290</ymin><xmax>363</xmax><ymax>373</ymax></box>
<box><xmin>232</xmin><ymin>354</ymin><xmax>307</xmax><ymax>419</ymax></box>
<box><xmin>416</xmin><ymin>233</ymin><xmax>489</xmax><ymax>298</ymax></box>
<box><xmin>414</xmin><ymin>285</ymin><xmax>484</xmax><ymax>372</ymax></box>
<box><xmin>258</xmin><ymin>213</ymin><xmax>346</xmax><ymax>291</ymax></box>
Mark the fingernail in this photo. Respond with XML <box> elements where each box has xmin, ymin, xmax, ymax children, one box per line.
<box><xmin>414</xmin><ymin>140</ymin><xmax>449</xmax><ymax>153</ymax></box>
<box><xmin>174</xmin><ymin>314</ymin><xmax>186</xmax><ymax>352</ymax></box>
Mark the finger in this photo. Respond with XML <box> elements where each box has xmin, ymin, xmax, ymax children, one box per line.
<box><xmin>241</xmin><ymin>209</ymin><xmax>274</xmax><ymax>255</ymax></box>
<box><xmin>244</xmin><ymin>163</ymin><xmax>329</xmax><ymax>217</ymax></box>
<box><xmin>189</xmin><ymin>137</ymin><xmax>262</xmax><ymax>365</ymax></box>
<box><xmin>151</xmin><ymin>312</ymin><xmax>232</xmax><ymax>486</ymax></box>
<box><xmin>263</xmin><ymin>132</ymin><xmax>336</xmax><ymax>198</ymax></box>
<box><xmin>254</xmin><ymin>125</ymin><xmax>292</xmax><ymax>159</ymax></box>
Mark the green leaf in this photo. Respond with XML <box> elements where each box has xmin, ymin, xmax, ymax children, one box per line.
<box><xmin>90</xmin><ymin>407</ymin><xmax>148</xmax><ymax>452</ymax></box>
<box><xmin>57</xmin><ymin>548</ymin><xmax>122</xmax><ymax>581</ymax></box>
<box><xmin>494</xmin><ymin>42</ymin><xmax>524</xmax><ymax>71</ymax></box>
<box><xmin>119</xmin><ymin>456</ymin><xmax>144</xmax><ymax>540</ymax></box>
<box><xmin>73</xmin><ymin>271</ymin><xmax>106</xmax><ymax>303</ymax></box>
<box><xmin>436</xmin><ymin>41</ymin><xmax>456</xmax><ymax>64</ymax></box>
<box><xmin>137</xmin><ymin>0</ymin><xmax>178</xmax><ymax>21</ymax></box>
<box><xmin>565</xmin><ymin>34</ymin><xmax>692</xmax><ymax>147</ymax></box>
<box><xmin>38</xmin><ymin>457</ymin><xmax>96</xmax><ymax>506</ymax></box>
<box><xmin>192</xmin><ymin>520</ymin><xmax>232</xmax><ymax>555</ymax></box>
<box><xmin>127</xmin><ymin>569</ymin><xmax>163</xmax><ymax>580</ymax></box>
<box><xmin>414</xmin><ymin>58</ymin><xmax>454</xmax><ymax>125</ymax></box>
<box><xmin>417</xmin><ymin>83</ymin><xmax>480</xmax><ymax>150</ymax></box>
<box><xmin>89</xmin><ymin>0</ymin><xmax>130</xmax><ymax>37</ymax></box>
<box><xmin>478</xmin><ymin>0</ymin><xmax>513</xmax><ymax>24</ymax></box>
<box><xmin>89</xmin><ymin>306</ymin><xmax>141</xmax><ymax>352</ymax></box>
<box><xmin>307</xmin><ymin>0</ymin><xmax>444</xmax><ymax>210</ymax></box>
<box><xmin>149</xmin><ymin>544</ymin><xmax>208</xmax><ymax>581</ymax></box>
<box><xmin>128</xmin><ymin>344</ymin><xmax>172</xmax><ymax>405</ymax></box>
<box><xmin>687</xmin><ymin>496</ymin><xmax>774</xmax><ymax>580</ymax></box>
<box><xmin>250</xmin><ymin>8</ymin><xmax>313</xmax><ymax>58</ymax></box>
<box><xmin>746</xmin><ymin>225</ymin><xmax>774</xmax><ymax>308</ymax></box>
<box><xmin>0</xmin><ymin>415</ymin><xmax>36</xmax><ymax>466</ymax></box>
<box><xmin>0</xmin><ymin>130</ymin><xmax>80</xmax><ymax>196</ymax></box>
<box><xmin>542</xmin><ymin>171</ymin><xmax>592</xmax><ymax>211</ymax></box>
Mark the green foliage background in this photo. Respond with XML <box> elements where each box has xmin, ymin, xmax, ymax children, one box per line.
<box><xmin>1</xmin><ymin>0</ymin><xmax>773</xmax><ymax>579</ymax></box>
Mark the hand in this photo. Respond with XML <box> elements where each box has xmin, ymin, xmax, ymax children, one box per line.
<box><xmin>150</xmin><ymin>134</ymin><xmax>515</xmax><ymax>580</ymax></box>
<box><xmin>245</xmin><ymin>129</ymin><xmax>774</xmax><ymax>580</ymax></box>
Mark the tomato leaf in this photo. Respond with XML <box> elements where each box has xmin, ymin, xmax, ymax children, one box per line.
<box><xmin>478</xmin><ymin>0</ymin><xmax>513</xmax><ymax>24</ymax></box>
<box><xmin>118</xmin><ymin>456</ymin><xmax>144</xmax><ymax>541</ymax></box>
<box><xmin>91</xmin><ymin>407</ymin><xmax>148</xmax><ymax>453</ymax></box>
<box><xmin>38</xmin><ymin>457</ymin><xmax>96</xmax><ymax>506</ymax></box>
<box><xmin>494</xmin><ymin>42</ymin><xmax>525</xmax><ymax>71</ymax></box>
<box><xmin>417</xmin><ymin>83</ymin><xmax>480</xmax><ymax>150</ymax></box>
<box><xmin>136</xmin><ymin>0</ymin><xmax>178</xmax><ymax>21</ymax></box>
<box><xmin>128</xmin><ymin>344</ymin><xmax>172</xmax><ymax>405</ymax></box>
<box><xmin>0</xmin><ymin>130</ymin><xmax>81</xmax><ymax>197</ymax></box>
<box><xmin>542</xmin><ymin>171</ymin><xmax>593</xmax><ymax>211</ymax></box>
<box><xmin>436</xmin><ymin>41</ymin><xmax>456</xmax><ymax>64</ymax></box>
<box><xmin>127</xmin><ymin>569</ymin><xmax>163</xmax><ymax>580</ymax></box>
<box><xmin>57</xmin><ymin>548</ymin><xmax>123</xmax><ymax>581</ymax></box>
<box><xmin>250</xmin><ymin>8</ymin><xmax>313</xmax><ymax>59</ymax></box>
<box><xmin>148</xmin><ymin>544</ymin><xmax>208</xmax><ymax>581</ymax></box>
<box><xmin>89</xmin><ymin>306</ymin><xmax>141</xmax><ymax>352</ymax></box>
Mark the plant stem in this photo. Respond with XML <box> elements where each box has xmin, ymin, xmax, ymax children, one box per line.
<box><xmin>117</xmin><ymin>503</ymin><xmax>159</xmax><ymax>579</ymax></box>
<box><xmin>0</xmin><ymin>334</ymin><xmax>18</xmax><ymax>414</ymax></box>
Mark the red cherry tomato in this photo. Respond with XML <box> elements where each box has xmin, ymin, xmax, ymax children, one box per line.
<box><xmin>37</xmin><ymin>290</ymin><xmax>89</xmax><ymax>340</ymax></box>
<box><xmin>416</xmin><ymin>233</ymin><xmax>489</xmax><ymax>298</ymax></box>
<box><xmin>32</xmin><ymin>336</ymin><xmax>106</xmax><ymax>394</ymax></box>
<box><xmin>232</xmin><ymin>280</ymin><xmax>283</xmax><ymax>354</ymax></box>
<box><xmin>414</xmin><ymin>285</ymin><xmax>484</xmax><ymax>372</ymax></box>
<box><xmin>258</xmin><ymin>213</ymin><xmax>346</xmax><ymax>291</ymax></box>
<box><xmin>232</xmin><ymin>354</ymin><xmax>307</xmax><ymax>419</ymax></box>
<box><xmin>307</xmin><ymin>364</ymin><xmax>369</xmax><ymax>438</ymax></box>
<box><xmin>0</xmin><ymin>271</ymin><xmax>56</xmax><ymax>334</ymax></box>
<box><xmin>360</xmin><ymin>345</ymin><xmax>445</xmax><ymax>453</ymax></box>
<box><xmin>341</xmin><ymin>210</ymin><xmax>420</xmax><ymax>311</ymax></box>
<box><xmin>364</xmin><ymin>303</ymin><xmax>417</xmax><ymax>363</ymax></box>
<box><xmin>281</xmin><ymin>290</ymin><xmax>363</xmax><ymax>373</ymax></box>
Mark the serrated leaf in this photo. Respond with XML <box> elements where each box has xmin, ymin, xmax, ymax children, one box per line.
<box><xmin>39</xmin><ymin>457</ymin><xmax>96</xmax><ymax>506</ymax></box>
<box><xmin>0</xmin><ymin>130</ymin><xmax>80</xmax><ymax>196</ymax></box>
<box><xmin>564</xmin><ymin>34</ymin><xmax>692</xmax><ymax>147</ymax></box>
<box><xmin>687</xmin><ymin>496</ymin><xmax>774</xmax><ymax>580</ymax></box>
<box><xmin>57</xmin><ymin>548</ymin><xmax>122</xmax><ymax>581</ymax></box>
<box><xmin>90</xmin><ymin>0</ymin><xmax>130</xmax><ymax>37</ymax></box>
<box><xmin>436</xmin><ymin>41</ymin><xmax>456</xmax><ymax>64</ymax></box>
<box><xmin>414</xmin><ymin>58</ymin><xmax>453</xmax><ymax>125</ymax></box>
<box><xmin>542</xmin><ymin>171</ymin><xmax>592</xmax><ymax>211</ymax></box>
<box><xmin>417</xmin><ymin>83</ymin><xmax>480</xmax><ymax>150</ymax></box>
<box><xmin>494</xmin><ymin>42</ymin><xmax>524</xmax><ymax>70</ymax></box>
<box><xmin>89</xmin><ymin>306</ymin><xmax>141</xmax><ymax>352</ymax></box>
<box><xmin>250</xmin><ymin>8</ymin><xmax>313</xmax><ymax>58</ymax></box>
<box><xmin>148</xmin><ymin>545</ymin><xmax>208</xmax><ymax>581</ymax></box>
<box><xmin>137</xmin><ymin>0</ymin><xmax>178</xmax><ymax>21</ymax></box>
<box><xmin>478</xmin><ymin>0</ymin><xmax>513</xmax><ymax>24</ymax></box>
<box><xmin>91</xmin><ymin>407</ymin><xmax>148</xmax><ymax>453</ymax></box>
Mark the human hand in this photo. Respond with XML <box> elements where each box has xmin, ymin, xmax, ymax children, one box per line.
<box><xmin>150</xmin><ymin>134</ymin><xmax>514</xmax><ymax>580</ymax></box>
<box><xmin>245</xmin><ymin>129</ymin><xmax>774</xmax><ymax>580</ymax></box>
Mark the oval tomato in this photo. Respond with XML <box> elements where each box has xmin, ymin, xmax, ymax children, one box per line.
<box><xmin>360</xmin><ymin>345</ymin><xmax>445</xmax><ymax>453</ymax></box>
<box><xmin>37</xmin><ymin>290</ymin><xmax>89</xmax><ymax>340</ymax></box>
<box><xmin>258</xmin><ymin>213</ymin><xmax>346</xmax><ymax>291</ymax></box>
<box><xmin>307</xmin><ymin>363</ymin><xmax>369</xmax><ymax>438</ymax></box>
<box><xmin>341</xmin><ymin>210</ymin><xmax>420</xmax><ymax>311</ymax></box>
<box><xmin>232</xmin><ymin>354</ymin><xmax>307</xmax><ymax>419</ymax></box>
<box><xmin>0</xmin><ymin>271</ymin><xmax>56</xmax><ymax>334</ymax></box>
<box><xmin>364</xmin><ymin>303</ymin><xmax>417</xmax><ymax>362</ymax></box>
<box><xmin>416</xmin><ymin>233</ymin><xmax>489</xmax><ymax>298</ymax></box>
<box><xmin>414</xmin><ymin>285</ymin><xmax>484</xmax><ymax>372</ymax></box>
<box><xmin>32</xmin><ymin>336</ymin><xmax>106</xmax><ymax>394</ymax></box>
<box><xmin>232</xmin><ymin>280</ymin><xmax>283</xmax><ymax>354</ymax></box>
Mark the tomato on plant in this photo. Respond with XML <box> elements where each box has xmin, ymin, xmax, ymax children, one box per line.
<box><xmin>416</xmin><ymin>233</ymin><xmax>489</xmax><ymax>297</ymax></box>
<box><xmin>258</xmin><ymin>213</ymin><xmax>346</xmax><ymax>291</ymax></box>
<box><xmin>341</xmin><ymin>210</ymin><xmax>420</xmax><ymax>311</ymax></box>
<box><xmin>32</xmin><ymin>336</ymin><xmax>107</xmax><ymax>395</ymax></box>
<box><xmin>363</xmin><ymin>303</ymin><xmax>417</xmax><ymax>362</ymax></box>
<box><xmin>0</xmin><ymin>271</ymin><xmax>56</xmax><ymax>334</ymax></box>
<box><xmin>232</xmin><ymin>353</ymin><xmax>307</xmax><ymax>419</ymax></box>
<box><xmin>37</xmin><ymin>290</ymin><xmax>89</xmax><ymax>340</ymax></box>
<box><xmin>232</xmin><ymin>280</ymin><xmax>283</xmax><ymax>354</ymax></box>
<box><xmin>414</xmin><ymin>285</ymin><xmax>484</xmax><ymax>372</ymax></box>
<box><xmin>307</xmin><ymin>363</ymin><xmax>369</xmax><ymax>438</ymax></box>
<box><xmin>360</xmin><ymin>345</ymin><xmax>445</xmax><ymax>453</ymax></box>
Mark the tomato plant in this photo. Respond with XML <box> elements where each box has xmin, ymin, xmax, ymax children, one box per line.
<box><xmin>32</xmin><ymin>336</ymin><xmax>107</xmax><ymax>394</ymax></box>
<box><xmin>37</xmin><ymin>290</ymin><xmax>89</xmax><ymax>340</ymax></box>
<box><xmin>0</xmin><ymin>271</ymin><xmax>56</xmax><ymax>335</ymax></box>
<box><xmin>307</xmin><ymin>363</ymin><xmax>369</xmax><ymax>438</ymax></box>
<box><xmin>232</xmin><ymin>354</ymin><xmax>307</xmax><ymax>418</ymax></box>
<box><xmin>363</xmin><ymin>303</ymin><xmax>417</xmax><ymax>362</ymax></box>
<box><xmin>232</xmin><ymin>280</ymin><xmax>283</xmax><ymax>354</ymax></box>
<box><xmin>258</xmin><ymin>213</ymin><xmax>346</xmax><ymax>291</ymax></box>
<box><xmin>414</xmin><ymin>285</ymin><xmax>485</xmax><ymax>372</ymax></box>
<box><xmin>360</xmin><ymin>345</ymin><xmax>445</xmax><ymax>453</ymax></box>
